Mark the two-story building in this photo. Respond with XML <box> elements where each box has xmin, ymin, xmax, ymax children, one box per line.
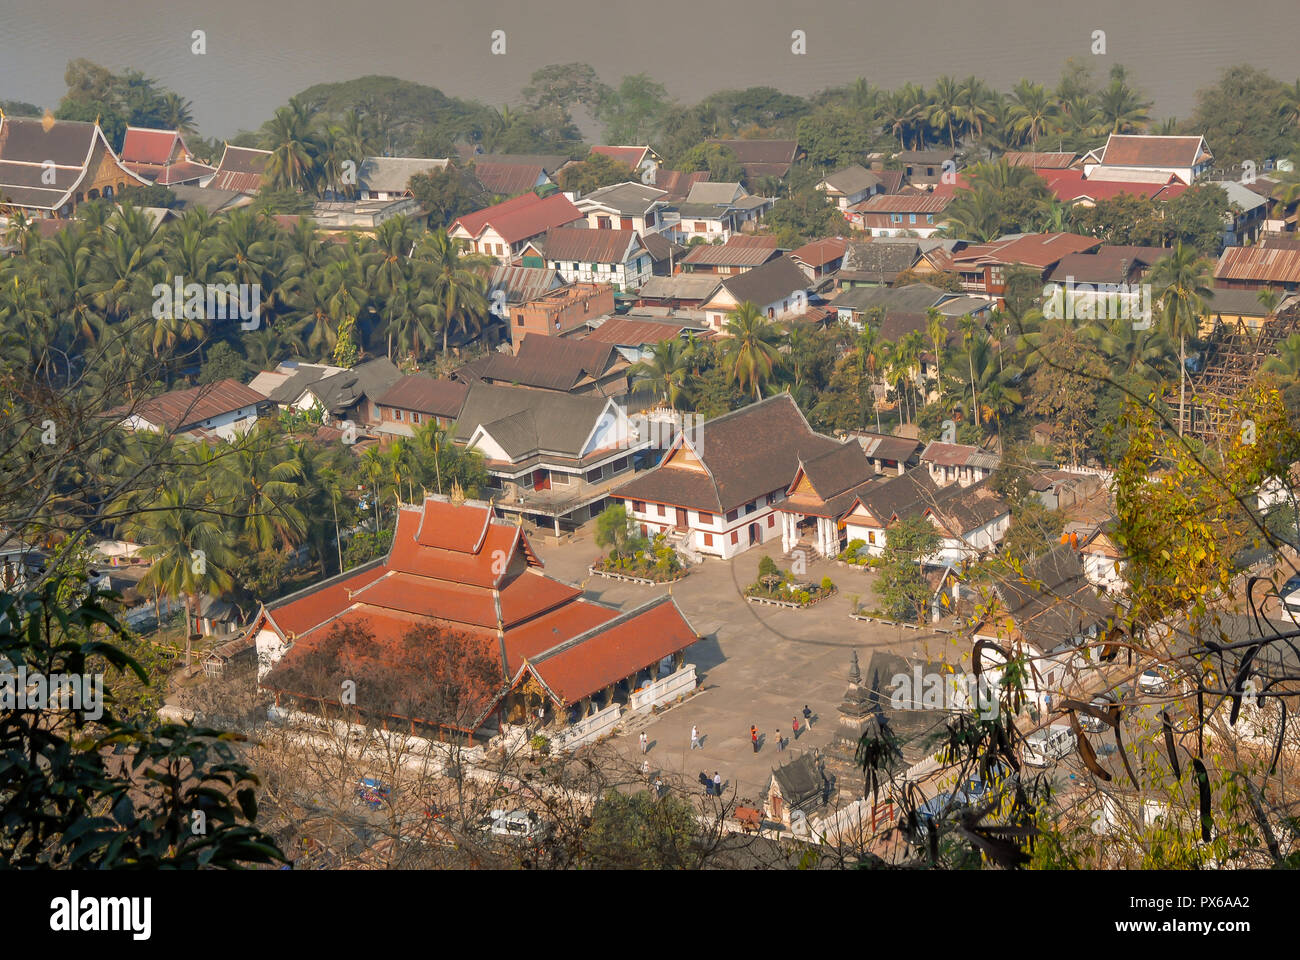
<box><xmin>448</xmin><ymin>191</ymin><xmax>583</xmax><ymax>262</ymax></box>
<box><xmin>816</xmin><ymin>164</ymin><xmax>884</xmax><ymax>210</ymax></box>
<box><xmin>700</xmin><ymin>255</ymin><xmax>812</xmax><ymax>332</ymax></box>
<box><xmin>897</xmin><ymin>149</ymin><xmax>959</xmax><ymax>188</ymax></box>
<box><xmin>454</xmin><ymin>383</ymin><xmax>650</xmax><ymax>533</ymax></box>
<box><xmin>505</xmin><ymin>282</ymin><xmax>615</xmax><ymax>345</ymax></box>
<box><xmin>1082</xmin><ymin>134</ymin><xmax>1214</xmax><ymax>186</ymax></box>
<box><xmin>615</xmin><ymin>394</ymin><xmax>841</xmax><ymax>560</ymax></box>
<box><xmin>673</xmin><ymin>181</ymin><xmax>773</xmax><ymax>243</ymax></box>
<box><xmin>374</xmin><ymin>374</ymin><xmax>469</xmax><ymax>437</ymax></box>
<box><xmin>463</xmin><ymin>333</ymin><xmax>631</xmax><ymax>397</ymax></box>
<box><xmin>847</xmin><ymin>193</ymin><xmax>951</xmax><ymax>237</ymax></box>
<box><xmin>677</xmin><ymin>235</ymin><xmax>780</xmax><ymax>276</ymax></box>
<box><xmin>951</xmin><ymin>232</ymin><xmax>1102</xmax><ymax>303</ymax></box>
<box><xmin>920</xmin><ymin>442</ymin><xmax>1000</xmax><ymax>488</ymax></box>
<box><xmin>520</xmin><ymin>227</ymin><xmax>653</xmax><ymax>292</ymax></box>
<box><xmin>574</xmin><ymin>181</ymin><xmax>670</xmax><ymax>235</ymax></box>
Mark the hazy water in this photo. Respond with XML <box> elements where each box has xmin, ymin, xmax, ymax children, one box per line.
<box><xmin>1</xmin><ymin>0</ymin><xmax>1297</xmax><ymax>140</ymax></box>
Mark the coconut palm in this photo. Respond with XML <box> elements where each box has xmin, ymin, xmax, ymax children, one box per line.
<box><xmin>1263</xmin><ymin>333</ymin><xmax>1300</xmax><ymax>382</ymax></box>
<box><xmin>1007</xmin><ymin>80</ymin><xmax>1059</xmax><ymax>149</ymax></box>
<box><xmin>263</xmin><ymin>97</ymin><xmax>322</xmax><ymax>192</ymax></box>
<box><xmin>631</xmin><ymin>337</ymin><xmax>692</xmax><ymax>409</ymax></box>
<box><xmin>1149</xmin><ymin>242</ymin><xmax>1213</xmax><ymax>435</ymax></box>
<box><xmin>226</xmin><ymin>428</ymin><xmax>306</xmax><ymax>552</ymax></box>
<box><xmin>160</xmin><ymin>92</ymin><xmax>197</xmax><ymax>135</ymax></box>
<box><xmin>927</xmin><ymin>76</ymin><xmax>963</xmax><ymax>149</ymax></box>
<box><xmin>720</xmin><ymin>302</ymin><xmax>784</xmax><ymax>401</ymax></box>
<box><xmin>956</xmin><ymin>76</ymin><xmax>997</xmax><ymax>145</ymax></box>
<box><xmin>415</xmin><ymin>229</ymin><xmax>490</xmax><ymax>355</ymax></box>
<box><xmin>1096</xmin><ymin>66</ymin><xmax>1151</xmax><ymax>134</ymax></box>
<box><xmin>1278</xmin><ymin>80</ymin><xmax>1300</xmax><ymax>137</ymax></box>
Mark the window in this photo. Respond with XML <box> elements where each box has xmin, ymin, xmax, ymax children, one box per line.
<box><xmin>598</xmin><ymin>217</ymin><xmax>611</xmax><ymax>229</ymax></box>
<box><xmin>926</xmin><ymin>167</ymin><xmax>935</xmax><ymax>177</ymax></box>
<box><xmin>767</xmin><ymin>492</ymin><xmax>777</xmax><ymax>505</ymax></box>
<box><xmin>393</xmin><ymin>410</ymin><xmax>403</xmax><ymax>422</ymax></box>
<box><xmin>767</xmin><ymin>514</ymin><xmax>775</xmax><ymax>528</ymax></box>
<box><xmin>726</xmin><ymin>508</ymin><xmax>739</xmax><ymax>522</ymax></box>
<box><xmin>698</xmin><ymin>511</ymin><xmax>714</xmax><ymax>525</ymax></box>
<box><xmin>906</xmin><ymin>166</ymin><xmax>914</xmax><ymax>177</ymax></box>
<box><xmin>730</xmin><ymin>530</ymin><xmax>739</xmax><ymax>545</ymax></box>
<box><xmin>926</xmin><ymin>214</ymin><xmax>934</xmax><ymax>224</ymax></box>
<box><xmin>585</xmin><ymin>465</ymin><xmax>605</xmax><ymax>483</ymax></box>
<box><xmin>909</xmin><ymin>214</ymin><xmax>917</xmax><ymax>224</ymax></box>
<box><xmin>745</xmin><ymin>501</ymin><xmax>756</xmax><ymax>514</ymax></box>
<box><xmin>620</xmin><ymin>217</ymin><xmax>633</xmax><ymax>230</ymax></box>
<box><xmin>633</xmin><ymin>500</ymin><xmax>646</xmax><ymax>514</ymax></box>
<box><xmin>868</xmin><ymin>532</ymin><xmax>877</xmax><ymax>544</ymax></box>
<box><xmin>516</xmin><ymin>315</ymin><xmax>524</xmax><ymax>326</ymax></box>
<box><xmin>412</xmin><ymin>413</ymin><xmax>421</xmax><ymax>425</ymax></box>
<box><xmin>892</xmin><ymin>213</ymin><xmax>902</xmax><ymax>224</ymax></box>
<box><xmin>703</xmin><ymin>533</ymin><xmax>714</xmax><ymax>547</ymax></box>
<box><xmin>657</xmin><ymin>503</ymin><xmax>666</xmax><ymax>517</ymax></box>
<box><xmin>551</xmin><ymin>472</ymin><xmax>571</xmax><ymax>486</ymax></box>
<box><xmin>694</xmin><ymin>222</ymin><xmax>706</xmax><ymax>232</ymax></box>
<box><xmin>612</xmin><ymin>456</ymin><xmax>629</xmax><ymax>473</ymax></box>
<box><xmin>646</xmin><ymin>211</ymin><xmax>655</xmax><ymax>227</ymax></box>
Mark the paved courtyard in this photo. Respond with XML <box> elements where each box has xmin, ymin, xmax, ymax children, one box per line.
<box><xmin>534</xmin><ymin>529</ymin><xmax>964</xmax><ymax>806</ymax></box>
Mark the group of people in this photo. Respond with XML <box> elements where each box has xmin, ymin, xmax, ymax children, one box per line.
<box><xmin>751</xmin><ymin>706</ymin><xmax>815</xmax><ymax>754</ymax></box>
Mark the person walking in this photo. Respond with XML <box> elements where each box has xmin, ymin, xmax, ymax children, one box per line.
<box><xmin>690</xmin><ymin>725</ymin><xmax>700</xmax><ymax>750</ymax></box>
<box><xmin>792</xmin><ymin>715</ymin><xmax>800</xmax><ymax>740</ymax></box>
<box><xmin>641</xmin><ymin>758</ymin><xmax>651</xmax><ymax>780</ymax></box>
<box><xmin>712</xmin><ymin>771</ymin><xmax>722</xmax><ymax>796</ymax></box>
<box><xmin>639</xmin><ymin>732</ymin><xmax>648</xmax><ymax>754</ymax></box>
<box><xmin>776</xmin><ymin>728</ymin><xmax>784</xmax><ymax>752</ymax></box>
<box><xmin>803</xmin><ymin>705</ymin><xmax>814</xmax><ymax>730</ymax></box>
<box><xmin>750</xmin><ymin>725</ymin><xmax>759</xmax><ymax>753</ymax></box>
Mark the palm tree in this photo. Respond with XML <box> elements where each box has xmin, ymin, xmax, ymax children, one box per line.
<box><xmin>263</xmin><ymin>97</ymin><xmax>321</xmax><ymax>192</ymax></box>
<box><xmin>123</xmin><ymin>488</ymin><xmax>235</xmax><ymax>666</ymax></box>
<box><xmin>631</xmin><ymin>337</ymin><xmax>692</xmax><ymax>409</ymax></box>
<box><xmin>720</xmin><ymin>302</ymin><xmax>784</xmax><ymax>400</ymax></box>
<box><xmin>956</xmin><ymin>76</ymin><xmax>997</xmax><ymax>145</ymax></box>
<box><xmin>1263</xmin><ymin>333</ymin><xmax>1300</xmax><ymax>382</ymax></box>
<box><xmin>1097</xmin><ymin>66</ymin><xmax>1151</xmax><ymax>134</ymax></box>
<box><xmin>1257</xmin><ymin>288</ymin><xmax>1281</xmax><ymax>317</ymax></box>
<box><xmin>1278</xmin><ymin>80</ymin><xmax>1300</xmax><ymax>138</ymax></box>
<box><xmin>1007</xmin><ymin>80</ymin><xmax>1059</xmax><ymax>149</ymax></box>
<box><xmin>926</xmin><ymin>309</ymin><xmax>947</xmax><ymax>399</ymax></box>
<box><xmin>927</xmin><ymin>76</ymin><xmax>962</xmax><ymax>149</ymax></box>
<box><xmin>226</xmin><ymin>429</ymin><xmax>306</xmax><ymax>552</ymax></box>
<box><xmin>415</xmin><ymin>229</ymin><xmax>490</xmax><ymax>355</ymax></box>
<box><xmin>160</xmin><ymin>92</ymin><xmax>197</xmax><ymax>134</ymax></box>
<box><xmin>1149</xmin><ymin>241</ymin><xmax>1213</xmax><ymax>435</ymax></box>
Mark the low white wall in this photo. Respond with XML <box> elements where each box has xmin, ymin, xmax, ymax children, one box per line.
<box><xmin>628</xmin><ymin>665</ymin><xmax>698</xmax><ymax>714</ymax></box>
<box><xmin>552</xmin><ymin>701</ymin><xmax>622</xmax><ymax>753</ymax></box>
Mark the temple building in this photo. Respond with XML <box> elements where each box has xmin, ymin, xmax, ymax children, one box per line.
<box><xmin>249</xmin><ymin>495</ymin><xmax>699</xmax><ymax>745</ymax></box>
<box><xmin>119</xmin><ymin>126</ymin><xmax>216</xmax><ymax>186</ymax></box>
<box><xmin>777</xmin><ymin>441</ymin><xmax>877</xmax><ymax>558</ymax></box>
<box><xmin>0</xmin><ymin>114</ymin><xmax>147</xmax><ymax>218</ymax></box>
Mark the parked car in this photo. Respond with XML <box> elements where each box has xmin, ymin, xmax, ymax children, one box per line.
<box><xmin>1080</xmin><ymin>696</ymin><xmax>1113</xmax><ymax>733</ymax></box>
<box><xmin>1138</xmin><ymin>667</ymin><xmax>1170</xmax><ymax>694</ymax></box>
<box><xmin>1023</xmin><ymin>724</ymin><xmax>1077</xmax><ymax>767</ymax></box>
<box><xmin>915</xmin><ymin>791</ymin><xmax>961</xmax><ymax>837</ymax></box>
<box><xmin>478</xmin><ymin>808</ymin><xmax>547</xmax><ymax>840</ymax></box>
<box><xmin>356</xmin><ymin>777</ymin><xmax>391</xmax><ymax>809</ymax></box>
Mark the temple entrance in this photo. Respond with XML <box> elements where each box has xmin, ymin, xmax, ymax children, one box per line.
<box><xmin>748</xmin><ymin>521</ymin><xmax>761</xmax><ymax>545</ymax></box>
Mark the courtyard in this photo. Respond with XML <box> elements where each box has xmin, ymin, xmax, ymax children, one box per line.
<box><xmin>534</xmin><ymin>528</ymin><xmax>964</xmax><ymax>807</ymax></box>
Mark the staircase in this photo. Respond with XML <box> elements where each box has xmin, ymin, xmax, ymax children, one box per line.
<box><xmin>666</xmin><ymin>527</ymin><xmax>702</xmax><ymax>566</ymax></box>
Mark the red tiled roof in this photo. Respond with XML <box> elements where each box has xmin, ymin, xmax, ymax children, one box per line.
<box><xmin>415</xmin><ymin>499</ymin><xmax>493</xmax><ymax>552</ymax></box>
<box><xmin>1040</xmin><ymin>169</ymin><xmax>1187</xmax><ymax>204</ymax></box>
<box><xmin>789</xmin><ymin>237</ymin><xmax>848</xmax><ymax>267</ymax></box>
<box><xmin>537</xmin><ymin>226</ymin><xmax>639</xmax><ymax>263</ymax></box>
<box><xmin>153</xmin><ymin>159</ymin><xmax>217</xmax><ymax>185</ymax></box>
<box><xmin>472</xmin><ymin>161</ymin><xmax>546</xmax><ymax>196</ymax></box>
<box><xmin>119</xmin><ymin>378</ymin><xmax>265</xmax><ymax>432</ymax></box>
<box><xmin>451</xmin><ymin>192</ymin><xmax>582</xmax><ymax>245</ymax></box>
<box><xmin>1099</xmin><ymin>134</ymin><xmax>1208</xmax><ymax>169</ymax></box>
<box><xmin>589</xmin><ymin>146</ymin><xmax>648</xmax><ymax>169</ymax></box>
<box><xmin>265</xmin><ymin>565</ymin><xmax>388</xmax><ymax>638</ymax></box>
<box><xmin>121</xmin><ymin>127</ymin><xmax>179</xmax><ymax>165</ymax></box>
<box><xmin>953</xmin><ymin>233</ymin><xmax>1101</xmax><ymax>269</ymax></box>
<box><xmin>524</xmin><ymin>597</ymin><xmax>697</xmax><ymax>704</ymax></box>
<box><xmin>502</xmin><ymin>599</ymin><xmax>619</xmax><ymax>675</ymax></box>
<box><xmin>855</xmin><ymin>193</ymin><xmax>951</xmax><ymax>214</ymax></box>
<box><xmin>207</xmin><ymin>144</ymin><xmax>270</xmax><ymax>193</ymax></box>
<box><xmin>585</xmin><ymin>317</ymin><xmax>699</xmax><ymax>346</ymax></box>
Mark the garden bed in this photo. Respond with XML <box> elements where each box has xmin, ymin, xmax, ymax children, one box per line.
<box><xmin>746</xmin><ymin>588</ymin><xmax>837</xmax><ymax>610</ymax></box>
<box><xmin>588</xmin><ymin>566</ymin><xmax>686</xmax><ymax>585</ymax></box>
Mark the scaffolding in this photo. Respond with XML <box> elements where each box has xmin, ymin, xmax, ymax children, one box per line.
<box><xmin>1179</xmin><ymin>303</ymin><xmax>1300</xmax><ymax>442</ymax></box>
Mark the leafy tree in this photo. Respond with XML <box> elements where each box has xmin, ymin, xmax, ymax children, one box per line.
<box><xmin>557</xmin><ymin>152</ymin><xmax>636</xmax><ymax>194</ymax></box>
<box><xmin>0</xmin><ymin>99</ymin><xmax>42</xmax><ymax>117</ymax></box>
<box><xmin>674</xmin><ymin>143</ymin><xmax>744</xmax><ymax>184</ymax></box>
<box><xmin>796</xmin><ymin>106</ymin><xmax>874</xmax><ymax>168</ymax></box>
<box><xmin>594</xmin><ymin>504</ymin><xmax>638</xmax><ymax>560</ymax></box>
<box><xmin>874</xmin><ymin>515</ymin><xmax>940</xmax><ymax>622</ymax></box>
<box><xmin>409</xmin><ymin>165</ymin><xmax>491</xmax><ymax>228</ymax></box>
<box><xmin>198</xmin><ymin>340</ymin><xmax>250</xmax><ymax>384</ymax></box>
<box><xmin>116</xmin><ymin>183</ymin><xmax>181</xmax><ymax>209</ymax></box>
<box><xmin>598</xmin><ymin>74</ymin><xmax>672</xmax><ymax>144</ymax></box>
<box><xmin>1189</xmin><ymin>65</ymin><xmax>1294</xmax><ymax>165</ymax></box>
<box><xmin>581</xmin><ymin>789</ymin><xmax>702</xmax><ymax>869</ymax></box>
<box><xmin>0</xmin><ymin>579</ymin><xmax>284</xmax><ymax>868</ymax></box>
<box><xmin>720</xmin><ymin>303</ymin><xmax>784</xmax><ymax>400</ymax></box>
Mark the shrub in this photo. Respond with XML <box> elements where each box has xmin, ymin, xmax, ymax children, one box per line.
<box><xmin>758</xmin><ymin>554</ymin><xmax>779</xmax><ymax>579</ymax></box>
<box><xmin>797</xmin><ymin>590</ymin><xmax>811</xmax><ymax>604</ymax></box>
<box><xmin>820</xmin><ymin>576</ymin><xmax>834</xmax><ymax>592</ymax></box>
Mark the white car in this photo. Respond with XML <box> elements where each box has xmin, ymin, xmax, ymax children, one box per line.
<box><xmin>1023</xmin><ymin>724</ymin><xmax>1076</xmax><ymax>767</ymax></box>
<box><xmin>479</xmin><ymin>809</ymin><xmax>546</xmax><ymax>840</ymax></box>
<box><xmin>1138</xmin><ymin>668</ymin><xmax>1170</xmax><ymax>694</ymax></box>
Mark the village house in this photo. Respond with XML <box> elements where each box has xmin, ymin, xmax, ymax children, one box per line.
<box><xmin>1214</xmin><ymin>243</ymin><xmax>1300</xmax><ymax>294</ymax></box>
<box><xmin>114</xmin><ymin>378</ymin><xmax>267</xmax><ymax>442</ymax></box>
<box><xmin>789</xmin><ymin>237</ymin><xmax>849</xmax><ymax>281</ymax></box>
<box><xmin>841</xmin><ymin>470</ymin><xmax>941</xmax><ymax>557</ymax></box>
<box><xmin>1034</xmin><ymin>168</ymin><xmax>1187</xmax><ymax>207</ymax></box>
<box><xmin>1203</xmin><ymin>287</ymin><xmax>1297</xmax><ymax>335</ymax></box>
<box><xmin>920</xmin><ymin>441</ymin><xmax>1000</xmax><ymax>488</ymax></box>
<box><xmin>1210</xmin><ymin>180</ymin><xmax>1270</xmax><ymax>247</ymax></box>
<box><xmin>454</xmin><ymin>384</ymin><xmax>649</xmax><ymax>533</ymax></box>
<box><xmin>573</xmin><ymin>181</ymin><xmax>670</xmax><ymax>234</ymax></box>
<box><xmin>481</xmin><ymin>264</ymin><xmax>567</xmax><ymax>313</ymax></box>
<box><xmin>707</xmin><ymin>139</ymin><xmax>803</xmax><ymax>182</ymax></box>
<box><xmin>951</xmin><ymin>233</ymin><xmax>1102</xmax><ymax>303</ymax></box>
<box><xmin>677</xmin><ymin>234</ymin><xmax>780</xmax><ymax>276</ymax></box>
<box><xmin>581</xmin><ymin>312</ymin><xmax>708</xmax><ymax>363</ymax></box>
<box><xmin>504</xmin><ymin>282</ymin><xmax>614</xmax><ymax>345</ymax></box>
<box><xmin>848</xmin><ymin>193</ymin><xmax>951</xmax><ymax>237</ymax></box>
<box><xmin>373</xmin><ymin>374</ymin><xmax>469</xmax><ymax>437</ymax></box>
<box><xmin>463</xmin><ymin>333</ymin><xmax>631</xmax><ymax>397</ymax></box>
<box><xmin>922</xmin><ymin>480</ymin><xmax>1012</xmax><ymax>567</ymax></box>
<box><xmin>588</xmin><ymin>145</ymin><xmax>663</xmax><ymax>182</ymax></box>
<box><xmin>282</xmin><ymin>357</ymin><xmax>402</xmax><ymax>430</ymax></box>
<box><xmin>700</xmin><ymin>254</ymin><xmax>811</xmax><ymax>331</ymax></box>
<box><xmin>829</xmin><ymin>282</ymin><xmax>992</xmax><ymax>335</ymax></box>
<box><xmin>459</xmin><ymin>151</ymin><xmax>571</xmax><ymax>179</ymax></box>
<box><xmin>1043</xmin><ymin>244</ymin><xmax>1165</xmax><ymax>288</ymax></box>
<box><xmin>1002</xmin><ymin>151</ymin><xmax>1082</xmax><ymax>171</ymax></box>
<box><xmin>836</xmin><ymin>239</ymin><xmax>925</xmax><ymax>288</ymax></box>
<box><xmin>203</xmin><ymin>144</ymin><xmax>272</xmax><ymax>194</ymax></box>
<box><xmin>673</xmin><ymin>181</ymin><xmax>773</xmax><ymax>243</ymax></box>
<box><xmin>816</xmin><ymin>164</ymin><xmax>884</xmax><ymax>210</ymax></box>
<box><xmin>1079</xmin><ymin>520</ymin><xmax>1127</xmax><ymax>594</ymax></box>
<box><xmin>253</xmin><ymin>495</ymin><xmax>699</xmax><ymax>743</ymax></box>
<box><xmin>635</xmin><ymin>274</ymin><xmax>722</xmax><ymax>311</ymax></box>
<box><xmin>1082</xmin><ymin>134</ymin><xmax>1214</xmax><ymax>186</ymax></box>
<box><xmin>309</xmin><ymin>197</ymin><xmax>422</xmax><ymax>233</ymax></box>
<box><xmin>250</xmin><ymin>361</ymin><xmax>345</xmax><ymax>415</ymax></box>
<box><xmin>842</xmin><ymin>430</ymin><xmax>923</xmax><ymax>475</ymax></box>
<box><xmin>647</xmin><ymin>168</ymin><xmax>712</xmax><ymax>202</ymax></box>
<box><xmin>119</xmin><ymin>126</ymin><xmax>216</xmax><ymax>187</ymax></box>
<box><xmin>356</xmin><ymin>156</ymin><xmax>449</xmax><ymax>200</ymax></box>
<box><xmin>0</xmin><ymin>115</ymin><xmax>148</xmax><ymax>217</ymax></box>
<box><xmin>616</xmin><ymin>394</ymin><xmax>841</xmax><ymax>561</ymax></box>
<box><xmin>448</xmin><ymin>191</ymin><xmax>582</xmax><ymax>263</ymax></box>
<box><xmin>520</xmin><ymin>226</ymin><xmax>653</xmax><ymax>291</ymax></box>
<box><xmin>471</xmin><ymin>160</ymin><xmax>551</xmax><ymax>197</ymax></box>
<box><xmin>897</xmin><ymin>149</ymin><xmax>959</xmax><ymax>187</ymax></box>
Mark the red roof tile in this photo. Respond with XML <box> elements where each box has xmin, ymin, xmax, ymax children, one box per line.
<box><xmin>1040</xmin><ymin>169</ymin><xmax>1186</xmax><ymax>204</ymax></box>
<box><xmin>789</xmin><ymin>237</ymin><xmax>848</xmax><ymax>267</ymax></box>
<box><xmin>119</xmin><ymin>378</ymin><xmax>265</xmax><ymax>432</ymax></box>
<box><xmin>121</xmin><ymin>127</ymin><xmax>180</xmax><ymax>166</ymax></box>
<box><xmin>589</xmin><ymin>146</ymin><xmax>648</xmax><ymax>169</ymax></box>
<box><xmin>451</xmin><ymin>192</ymin><xmax>582</xmax><ymax>245</ymax></box>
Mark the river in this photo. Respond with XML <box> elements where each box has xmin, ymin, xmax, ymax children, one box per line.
<box><xmin>1</xmin><ymin>0</ymin><xmax>1297</xmax><ymax>140</ymax></box>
